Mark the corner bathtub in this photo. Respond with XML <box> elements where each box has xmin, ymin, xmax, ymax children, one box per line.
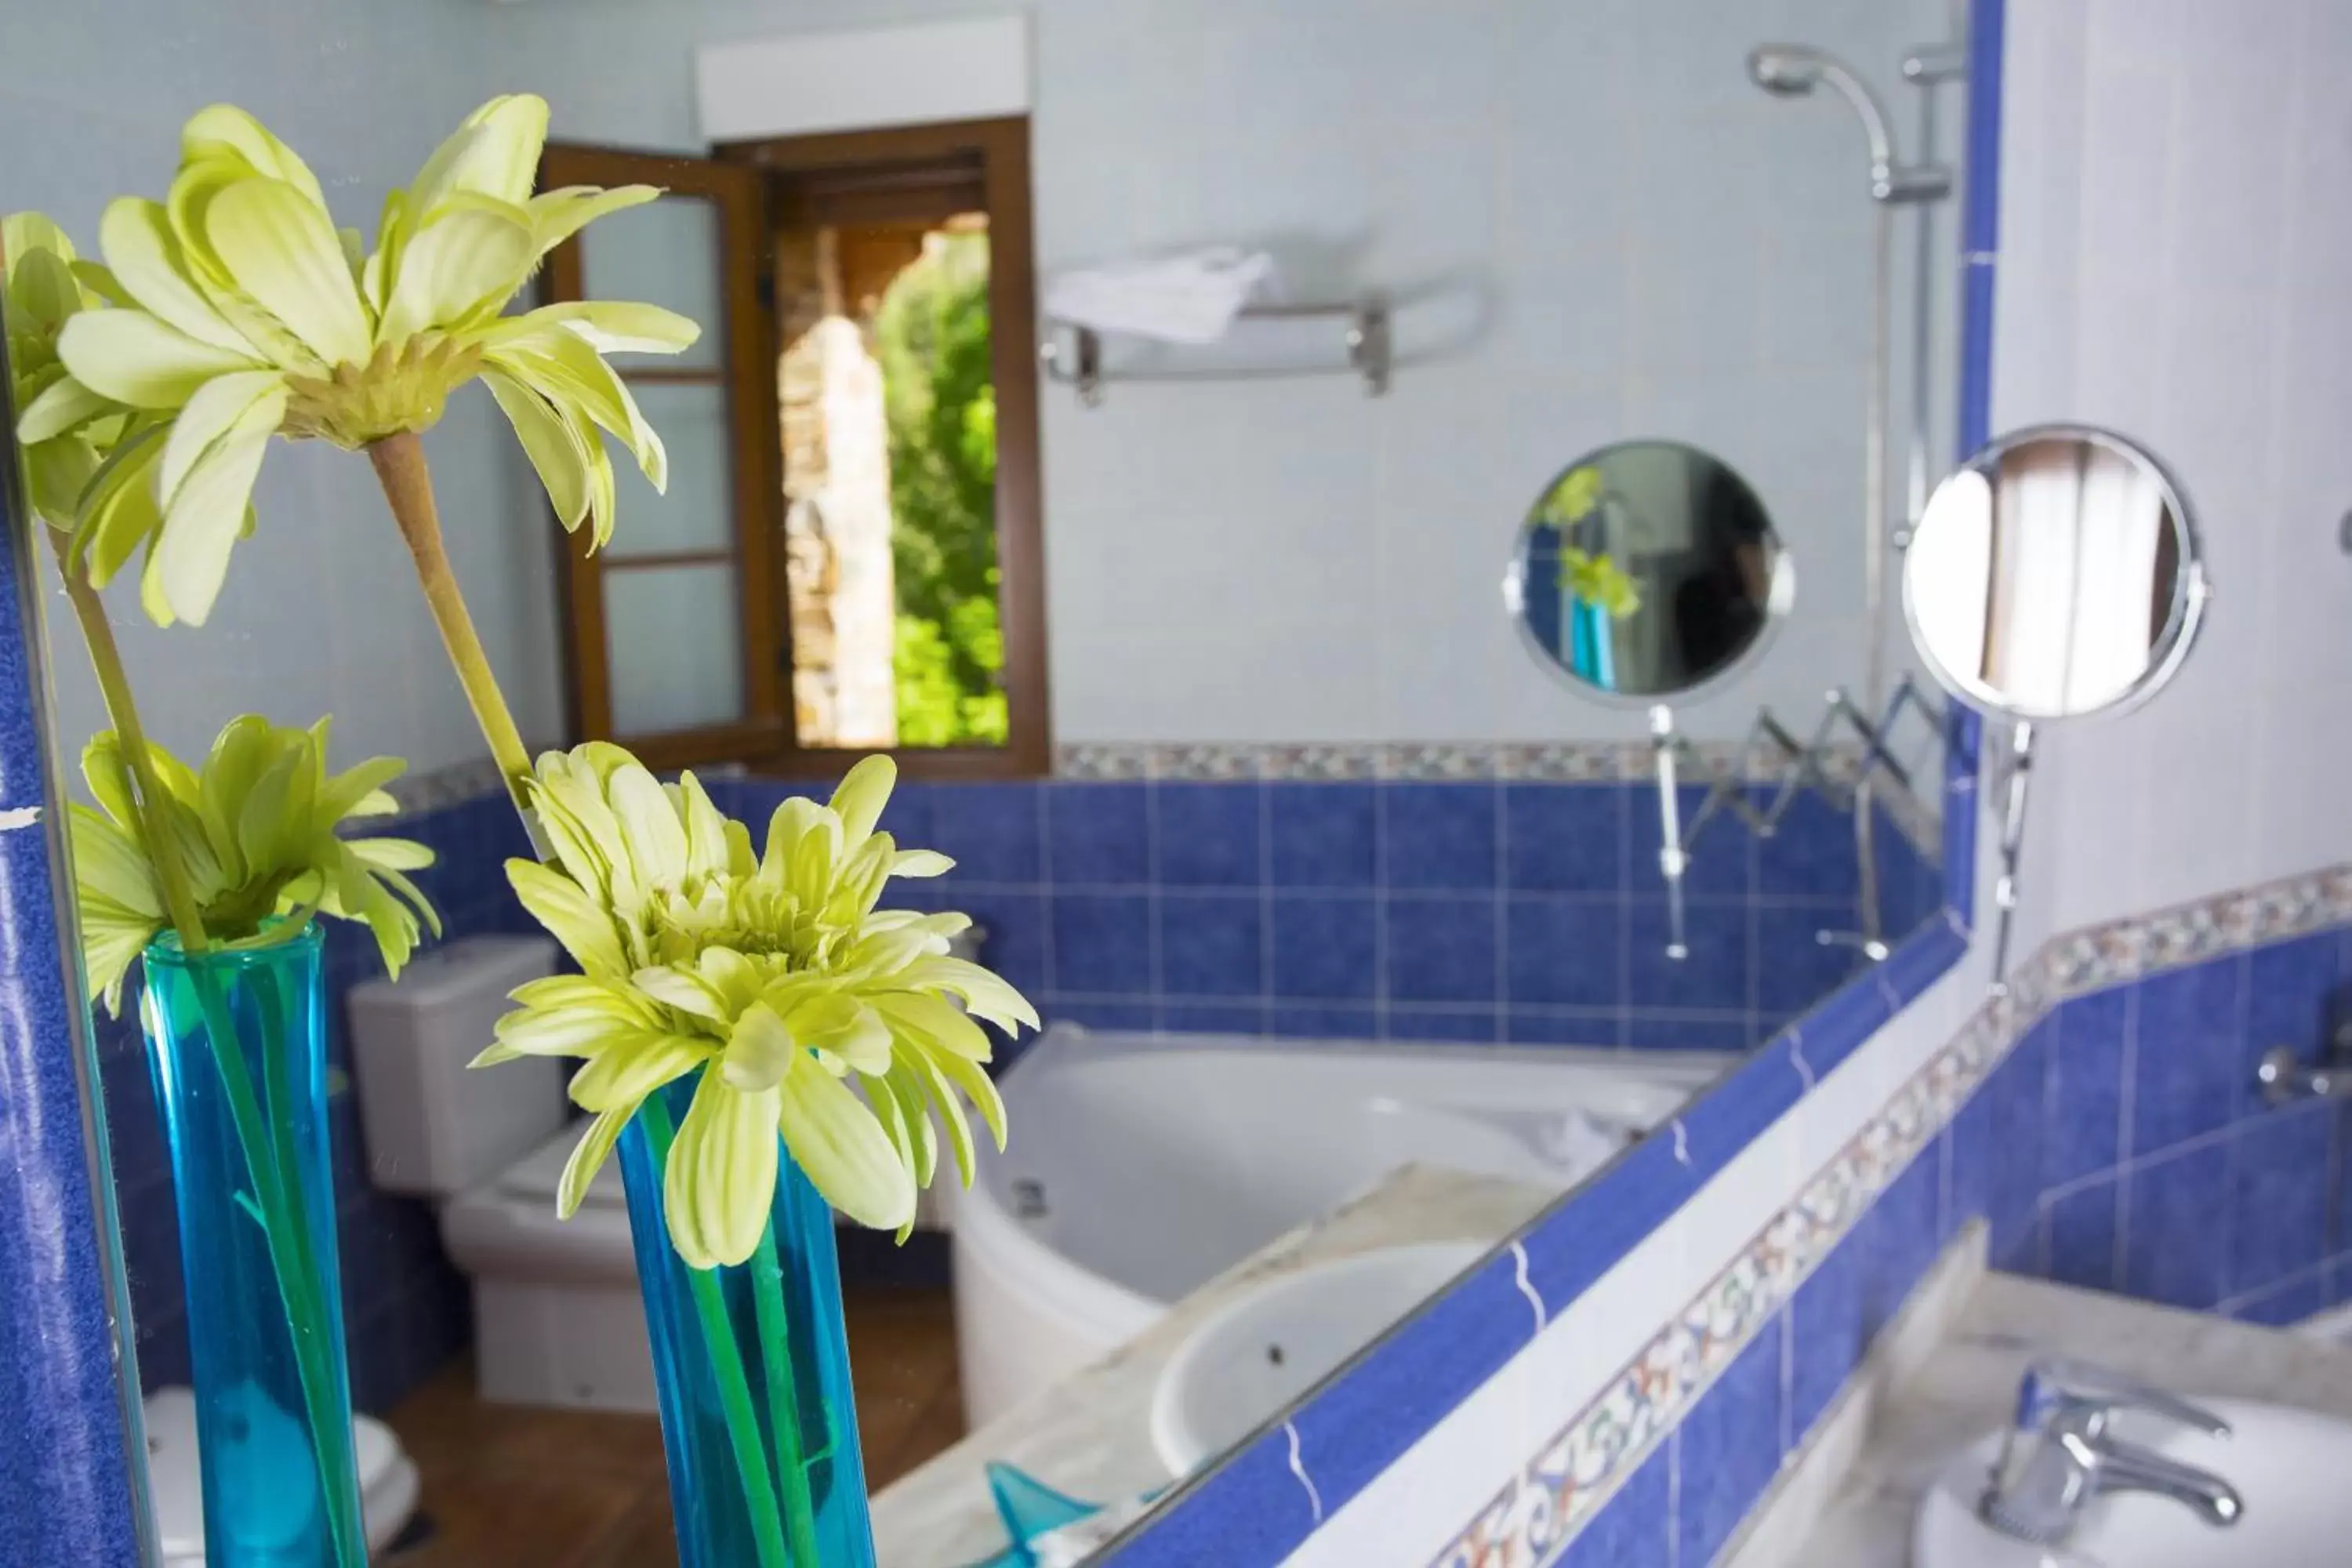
<box><xmin>944</xmin><ymin>1026</ymin><xmax>1722</xmax><ymax>1428</ymax></box>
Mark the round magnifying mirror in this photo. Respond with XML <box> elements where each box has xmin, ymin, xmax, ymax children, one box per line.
<box><xmin>1902</xmin><ymin>425</ymin><xmax>2208</xmax><ymax>722</ymax></box>
<box><xmin>1504</xmin><ymin>441</ymin><xmax>1795</xmax><ymax>702</ymax></box>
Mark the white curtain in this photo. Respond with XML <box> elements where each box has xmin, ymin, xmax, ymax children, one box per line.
<box><xmin>1979</xmin><ymin>444</ymin><xmax>2165</xmax><ymax>712</ymax></box>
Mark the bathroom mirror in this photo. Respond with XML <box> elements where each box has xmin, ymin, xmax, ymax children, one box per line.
<box><xmin>0</xmin><ymin>3</ymin><xmax>1973</xmax><ymax>1566</ymax></box>
<box><xmin>1904</xmin><ymin>424</ymin><xmax>2209</xmax><ymax>984</ymax></box>
<box><xmin>1504</xmin><ymin>441</ymin><xmax>1795</xmax><ymax>703</ymax></box>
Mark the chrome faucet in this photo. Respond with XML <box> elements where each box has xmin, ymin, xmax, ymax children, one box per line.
<box><xmin>1980</xmin><ymin>1359</ymin><xmax>2244</xmax><ymax>1546</ymax></box>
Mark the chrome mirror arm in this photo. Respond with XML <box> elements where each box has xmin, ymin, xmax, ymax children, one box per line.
<box><xmin>1651</xmin><ymin>706</ymin><xmax>1689</xmax><ymax>961</ymax></box>
<box><xmin>1987</xmin><ymin>718</ymin><xmax>2033</xmax><ymax>993</ymax></box>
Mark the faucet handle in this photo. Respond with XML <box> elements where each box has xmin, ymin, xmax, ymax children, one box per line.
<box><xmin>2017</xmin><ymin>1358</ymin><xmax>2231</xmax><ymax>1439</ymax></box>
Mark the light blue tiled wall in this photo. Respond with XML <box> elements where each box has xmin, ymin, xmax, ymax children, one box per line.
<box><xmin>717</xmin><ymin>772</ymin><xmax>1940</xmax><ymax>1054</ymax></box>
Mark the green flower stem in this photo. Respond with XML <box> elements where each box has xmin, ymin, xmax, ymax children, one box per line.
<box><xmin>42</xmin><ymin>535</ymin><xmax>362</xmax><ymax>1563</ymax></box>
<box><xmin>43</xmin><ymin>536</ymin><xmax>208</xmax><ymax>945</ymax></box>
<box><xmin>750</xmin><ymin>1225</ymin><xmax>826</xmax><ymax>1563</ymax></box>
<box><xmin>185</xmin><ymin>959</ymin><xmax>365</xmax><ymax>1567</ymax></box>
<box><xmin>642</xmin><ymin>1093</ymin><xmax>793</xmax><ymax>1568</ymax></box>
<box><xmin>365</xmin><ymin>430</ymin><xmax>550</xmax><ymax>860</ymax></box>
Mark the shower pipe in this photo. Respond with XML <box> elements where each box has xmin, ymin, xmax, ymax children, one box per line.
<box><xmin>1746</xmin><ymin>42</ymin><xmax>1955</xmax><ymax>960</ymax></box>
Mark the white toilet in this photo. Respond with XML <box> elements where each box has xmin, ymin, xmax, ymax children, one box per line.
<box><xmin>144</xmin><ymin>1385</ymin><xmax>419</xmax><ymax>1565</ymax></box>
<box><xmin>350</xmin><ymin>935</ymin><xmax>662</xmax><ymax>1412</ymax></box>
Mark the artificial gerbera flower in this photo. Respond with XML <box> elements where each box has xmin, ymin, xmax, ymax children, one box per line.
<box><xmin>71</xmin><ymin>714</ymin><xmax>438</xmax><ymax>1014</ymax></box>
<box><xmin>32</xmin><ymin>95</ymin><xmax>697</xmax><ymax>626</ymax></box>
<box><xmin>483</xmin><ymin>748</ymin><xmax>1036</xmax><ymax>1267</ymax></box>
<box><xmin>2</xmin><ymin>212</ymin><xmax>134</xmax><ymax>532</ymax></box>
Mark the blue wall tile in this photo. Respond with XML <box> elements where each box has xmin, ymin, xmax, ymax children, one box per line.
<box><xmin>1624</xmin><ymin>1014</ymin><xmax>1751</xmax><ymax>1052</ymax></box>
<box><xmin>1503</xmin><ymin>784</ymin><xmax>1624</xmax><ymax>894</ymax></box>
<box><xmin>1267</xmin><ymin>1004</ymin><xmax>1380</xmax><ymax>1040</ymax></box>
<box><xmin>1158</xmin><ymin>892</ymin><xmax>1264</xmax><ymax>996</ymax></box>
<box><xmin>2046</xmin><ymin>988</ymin><xmax>2129</xmax><ymax>1185</ymax></box>
<box><xmin>1505</xmin><ymin>897</ymin><xmax>1621</xmax><ymax>1008</ymax></box>
<box><xmin>1388</xmin><ymin>895</ymin><xmax>1498</xmax><ymax>1004</ymax></box>
<box><xmin>1790</xmin><ymin>1230</ymin><xmax>1864</xmax><ymax>1443</ymax></box>
<box><xmin>1385</xmin><ymin>1007</ymin><xmax>1500</xmax><ymax>1043</ymax></box>
<box><xmin>1675</xmin><ymin>1323</ymin><xmax>1785</xmax><ymax>1566</ymax></box>
<box><xmin>1508</xmin><ymin>1009</ymin><xmax>1624</xmax><ymax>1047</ymax></box>
<box><xmin>1987</xmin><ymin>1018</ymin><xmax>2052</xmax><ymax>1265</ymax></box>
<box><xmin>1045</xmin><ymin>782</ymin><xmax>1149</xmax><ymax>885</ymax></box>
<box><xmin>1383</xmin><ymin>783</ymin><xmax>1500</xmax><ymax>891</ymax></box>
<box><xmin>1756</xmin><ymin>791</ymin><xmax>1861</xmax><ymax>903</ymax></box>
<box><xmin>1051</xmin><ymin>893</ymin><xmax>1152</xmax><ymax>994</ymax></box>
<box><xmin>956</xmin><ymin>890</ymin><xmax>1049</xmax><ymax>997</ymax></box>
<box><xmin>1756</xmin><ymin>906</ymin><xmax>1864</xmax><ymax>1014</ymax></box>
<box><xmin>929</xmin><ymin>782</ymin><xmax>1042</xmax><ymax>884</ymax></box>
<box><xmin>2132</xmin><ymin>958</ymin><xmax>2246</xmax><ymax>1157</ymax></box>
<box><xmin>1673</xmin><ymin>786</ymin><xmax>1755</xmax><ymax>901</ymax></box>
<box><xmin>1557</xmin><ymin>1443</ymin><xmax>1671</xmax><ymax>1568</ymax></box>
<box><xmin>1269</xmin><ymin>783</ymin><xmax>1376</xmax><ymax>887</ymax></box>
<box><xmin>2244</xmin><ymin>935</ymin><xmax>2343</xmax><ymax>1116</ymax></box>
<box><xmin>1049</xmin><ymin>998</ymin><xmax>1155</xmax><ymax>1032</ymax></box>
<box><xmin>1158</xmin><ymin>1000</ymin><xmax>1269</xmax><ymax>1036</ymax></box>
<box><xmin>1864</xmin><ymin>1152</ymin><xmax>1944</xmax><ymax>1338</ymax></box>
<box><xmin>2045</xmin><ymin>1178</ymin><xmax>2121</xmax><ymax>1292</ymax></box>
<box><xmin>2234</xmin><ymin>1271</ymin><xmax>2326</xmax><ymax>1328</ymax></box>
<box><xmin>2122</xmin><ymin>1140</ymin><xmax>2231</xmax><ymax>1309</ymax></box>
<box><xmin>1632</xmin><ymin>902</ymin><xmax>1748</xmax><ymax>1011</ymax></box>
<box><xmin>1153</xmin><ymin>782</ymin><xmax>1264</xmax><ymax>887</ymax></box>
<box><xmin>1270</xmin><ymin>895</ymin><xmax>1377</xmax><ymax>1000</ymax></box>
<box><xmin>2227</xmin><ymin>1107</ymin><xmax>2328</xmax><ymax>1300</ymax></box>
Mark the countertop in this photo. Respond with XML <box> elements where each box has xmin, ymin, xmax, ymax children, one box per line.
<box><xmin>1733</xmin><ymin>1243</ymin><xmax>2352</xmax><ymax>1568</ymax></box>
<box><xmin>869</xmin><ymin>1163</ymin><xmax>1555</xmax><ymax>1568</ymax></box>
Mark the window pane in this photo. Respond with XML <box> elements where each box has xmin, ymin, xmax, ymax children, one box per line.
<box><xmin>604</xmin><ymin>564</ymin><xmax>746</xmax><ymax>735</ymax></box>
<box><xmin>779</xmin><ymin>219</ymin><xmax>1005</xmax><ymax>750</ymax></box>
<box><xmin>579</xmin><ymin>194</ymin><xmax>724</xmax><ymax>371</ymax></box>
<box><xmin>607</xmin><ymin>383</ymin><xmax>733</xmax><ymax>559</ymax></box>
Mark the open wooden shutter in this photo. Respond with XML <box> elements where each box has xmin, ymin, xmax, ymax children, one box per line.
<box><xmin>538</xmin><ymin>144</ymin><xmax>784</xmax><ymax>769</ymax></box>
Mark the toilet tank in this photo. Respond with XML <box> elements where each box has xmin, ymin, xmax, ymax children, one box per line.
<box><xmin>349</xmin><ymin>935</ymin><xmax>565</xmax><ymax>1198</ymax></box>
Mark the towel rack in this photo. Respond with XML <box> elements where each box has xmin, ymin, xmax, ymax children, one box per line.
<box><xmin>1039</xmin><ymin>298</ymin><xmax>1392</xmax><ymax>405</ymax></box>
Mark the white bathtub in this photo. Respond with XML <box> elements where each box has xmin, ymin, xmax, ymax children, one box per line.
<box><xmin>946</xmin><ymin>1026</ymin><xmax>1721</xmax><ymax>1428</ymax></box>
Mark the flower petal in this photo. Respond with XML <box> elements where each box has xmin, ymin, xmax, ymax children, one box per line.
<box><xmin>206</xmin><ymin>178</ymin><xmax>373</xmax><ymax>365</ymax></box>
<box><xmin>776</xmin><ymin>1056</ymin><xmax>916</xmax><ymax>1233</ymax></box>
<box><xmin>608</xmin><ymin>764</ymin><xmax>688</xmax><ymax>891</ymax></box>
<box><xmin>482</xmin><ymin>368</ymin><xmax>590</xmax><ymax>530</ymax></box>
<box><xmin>97</xmin><ymin>197</ymin><xmax>254</xmax><ymax>354</ymax></box>
<box><xmin>56</xmin><ymin>309</ymin><xmax>262</xmax><ymax>409</ymax></box>
<box><xmin>16</xmin><ymin>375</ymin><xmax>113</xmax><ymax>445</ymax></box>
<box><xmin>829</xmin><ymin>755</ymin><xmax>895</xmax><ymax>849</ymax></box>
<box><xmin>500</xmin><ymin>297</ymin><xmax>699</xmax><ymax>355</ymax></box>
<box><xmin>665</xmin><ymin>1069</ymin><xmax>780</xmax><ymax>1269</ymax></box>
<box><xmin>719</xmin><ymin>998</ymin><xmax>798</xmax><ymax>1092</ymax></box>
<box><xmin>376</xmin><ymin>204</ymin><xmax>532</xmax><ymax>346</ymax></box>
<box><xmin>153</xmin><ymin>386</ymin><xmax>280</xmax><ymax>626</ymax></box>
<box><xmin>556</xmin><ymin>1107</ymin><xmax>630</xmax><ymax>1220</ymax></box>
<box><xmin>181</xmin><ymin>104</ymin><xmax>328</xmax><ymax>209</ymax></box>
<box><xmin>409</xmin><ymin>94</ymin><xmax>550</xmax><ymax>214</ymax></box>
<box><xmin>524</xmin><ymin>187</ymin><xmax>662</xmax><ymax>260</ymax></box>
<box><xmin>570</xmin><ymin>1032</ymin><xmax>706</xmax><ymax>1113</ymax></box>
<box><xmin>506</xmin><ymin>858</ymin><xmax>630</xmax><ymax>976</ymax></box>
<box><xmin>157</xmin><ymin>369</ymin><xmax>284</xmax><ymax>507</ymax></box>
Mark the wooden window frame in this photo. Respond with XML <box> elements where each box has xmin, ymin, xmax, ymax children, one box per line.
<box><xmin>537</xmin><ymin>119</ymin><xmax>1050</xmax><ymax>782</ymax></box>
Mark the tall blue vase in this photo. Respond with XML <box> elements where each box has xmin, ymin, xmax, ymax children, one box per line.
<box><xmin>618</xmin><ymin>1073</ymin><xmax>878</xmax><ymax>1568</ymax></box>
<box><xmin>140</xmin><ymin>923</ymin><xmax>367</xmax><ymax>1567</ymax></box>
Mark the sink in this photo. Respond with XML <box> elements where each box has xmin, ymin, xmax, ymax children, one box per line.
<box><xmin>1915</xmin><ymin>1399</ymin><xmax>2352</xmax><ymax>1567</ymax></box>
<box><xmin>1148</xmin><ymin>1240</ymin><xmax>1484</xmax><ymax>1477</ymax></box>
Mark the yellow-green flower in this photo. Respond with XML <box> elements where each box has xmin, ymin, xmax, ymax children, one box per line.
<box><xmin>71</xmin><ymin>714</ymin><xmax>438</xmax><ymax>1014</ymax></box>
<box><xmin>485</xmin><ymin>747</ymin><xmax>1036</xmax><ymax>1269</ymax></box>
<box><xmin>2</xmin><ymin>212</ymin><xmax>136</xmax><ymax>532</ymax></box>
<box><xmin>1561</xmin><ymin>546</ymin><xmax>1642</xmax><ymax>620</ymax></box>
<box><xmin>30</xmin><ymin>96</ymin><xmax>699</xmax><ymax>627</ymax></box>
<box><xmin>1541</xmin><ymin>463</ymin><xmax>1605</xmax><ymax>528</ymax></box>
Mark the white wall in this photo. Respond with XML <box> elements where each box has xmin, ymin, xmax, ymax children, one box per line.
<box><xmin>1998</xmin><ymin>0</ymin><xmax>2352</xmax><ymax>942</ymax></box>
<box><xmin>3</xmin><ymin>1</ymin><xmax>559</xmax><ymax>780</ymax></box>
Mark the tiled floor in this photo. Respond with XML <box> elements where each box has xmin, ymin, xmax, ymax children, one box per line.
<box><xmin>384</xmin><ymin>1287</ymin><xmax>965</xmax><ymax>1566</ymax></box>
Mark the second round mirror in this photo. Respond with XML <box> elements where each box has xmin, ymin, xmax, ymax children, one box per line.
<box><xmin>1504</xmin><ymin>441</ymin><xmax>1793</xmax><ymax>703</ymax></box>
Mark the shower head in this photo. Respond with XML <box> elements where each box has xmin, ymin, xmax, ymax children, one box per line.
<box><xmin>1745</xmin><ymin>42</ymin><xmax>1950</xmax><ymax>204</ymax></box>
<box><xmin>1748</xmin><ymin>45</ymin><xmax>1825</xmax><ymax>96</ymax></box>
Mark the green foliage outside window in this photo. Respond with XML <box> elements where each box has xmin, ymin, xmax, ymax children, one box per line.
<box><xmin>874</xmin><ymin>232</ymin><xmax>1007</xmax><ymax>746</ymax></box>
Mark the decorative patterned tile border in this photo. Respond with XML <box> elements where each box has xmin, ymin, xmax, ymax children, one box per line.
<box><xmin>1419</xmin><ymin>857</ymin><xmax>2352</xmax><ymax>1568</ymax></box>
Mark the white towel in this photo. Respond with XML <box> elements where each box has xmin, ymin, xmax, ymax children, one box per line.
<box><xmin>1044</xmin><ymin>248</ymin><xmax>1278</xmax><ymax>345</ymax></box>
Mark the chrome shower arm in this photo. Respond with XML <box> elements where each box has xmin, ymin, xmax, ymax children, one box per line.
<box><xmin>1748</xmin><ymin>43</ymin><xmax>1951</xmax><ymax>203</ymax></box>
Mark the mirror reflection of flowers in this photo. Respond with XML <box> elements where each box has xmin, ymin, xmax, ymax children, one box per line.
<box><xmin>1540</xmin><ymin>465</ymin><xmax>1641</xmax><ymax>620</ymax></box>
<box><xmin>72</xmin><ymin>717</ymin><xmax>438</xmax><ymax>1017</ymax></box>
<box><xmin>485</xmin><ymin>749</ymin><xmax>1036</xmax><ymax>1267</ymax></box>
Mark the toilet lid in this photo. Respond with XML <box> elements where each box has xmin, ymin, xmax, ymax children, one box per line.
<box><xmin>145</xmin><ymin>1386</ymin><xmax>407</xmax><ymax>1561</ymax></box>
<box><xmin>496</xmin><ymin>1123</ymin><xmax>629</xmax><ymax>1210</ymax></box>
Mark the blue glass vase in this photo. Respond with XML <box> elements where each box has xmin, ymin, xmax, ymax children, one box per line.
<box><xmin>141</xmin><ymin>923</ymin><xmax>366</xmax><ymax>1567</ymax></box>
<box><xmin>618</xmin><ymin>1073</ymin><xmax>878</xmax><ymax>1568</ymax></box>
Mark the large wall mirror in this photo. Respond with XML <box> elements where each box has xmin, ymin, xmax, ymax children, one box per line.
<box><xmin>0</xmin><ymin>2</ymin><xmax>1980</xmax><ymax>1566</ymax></box>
